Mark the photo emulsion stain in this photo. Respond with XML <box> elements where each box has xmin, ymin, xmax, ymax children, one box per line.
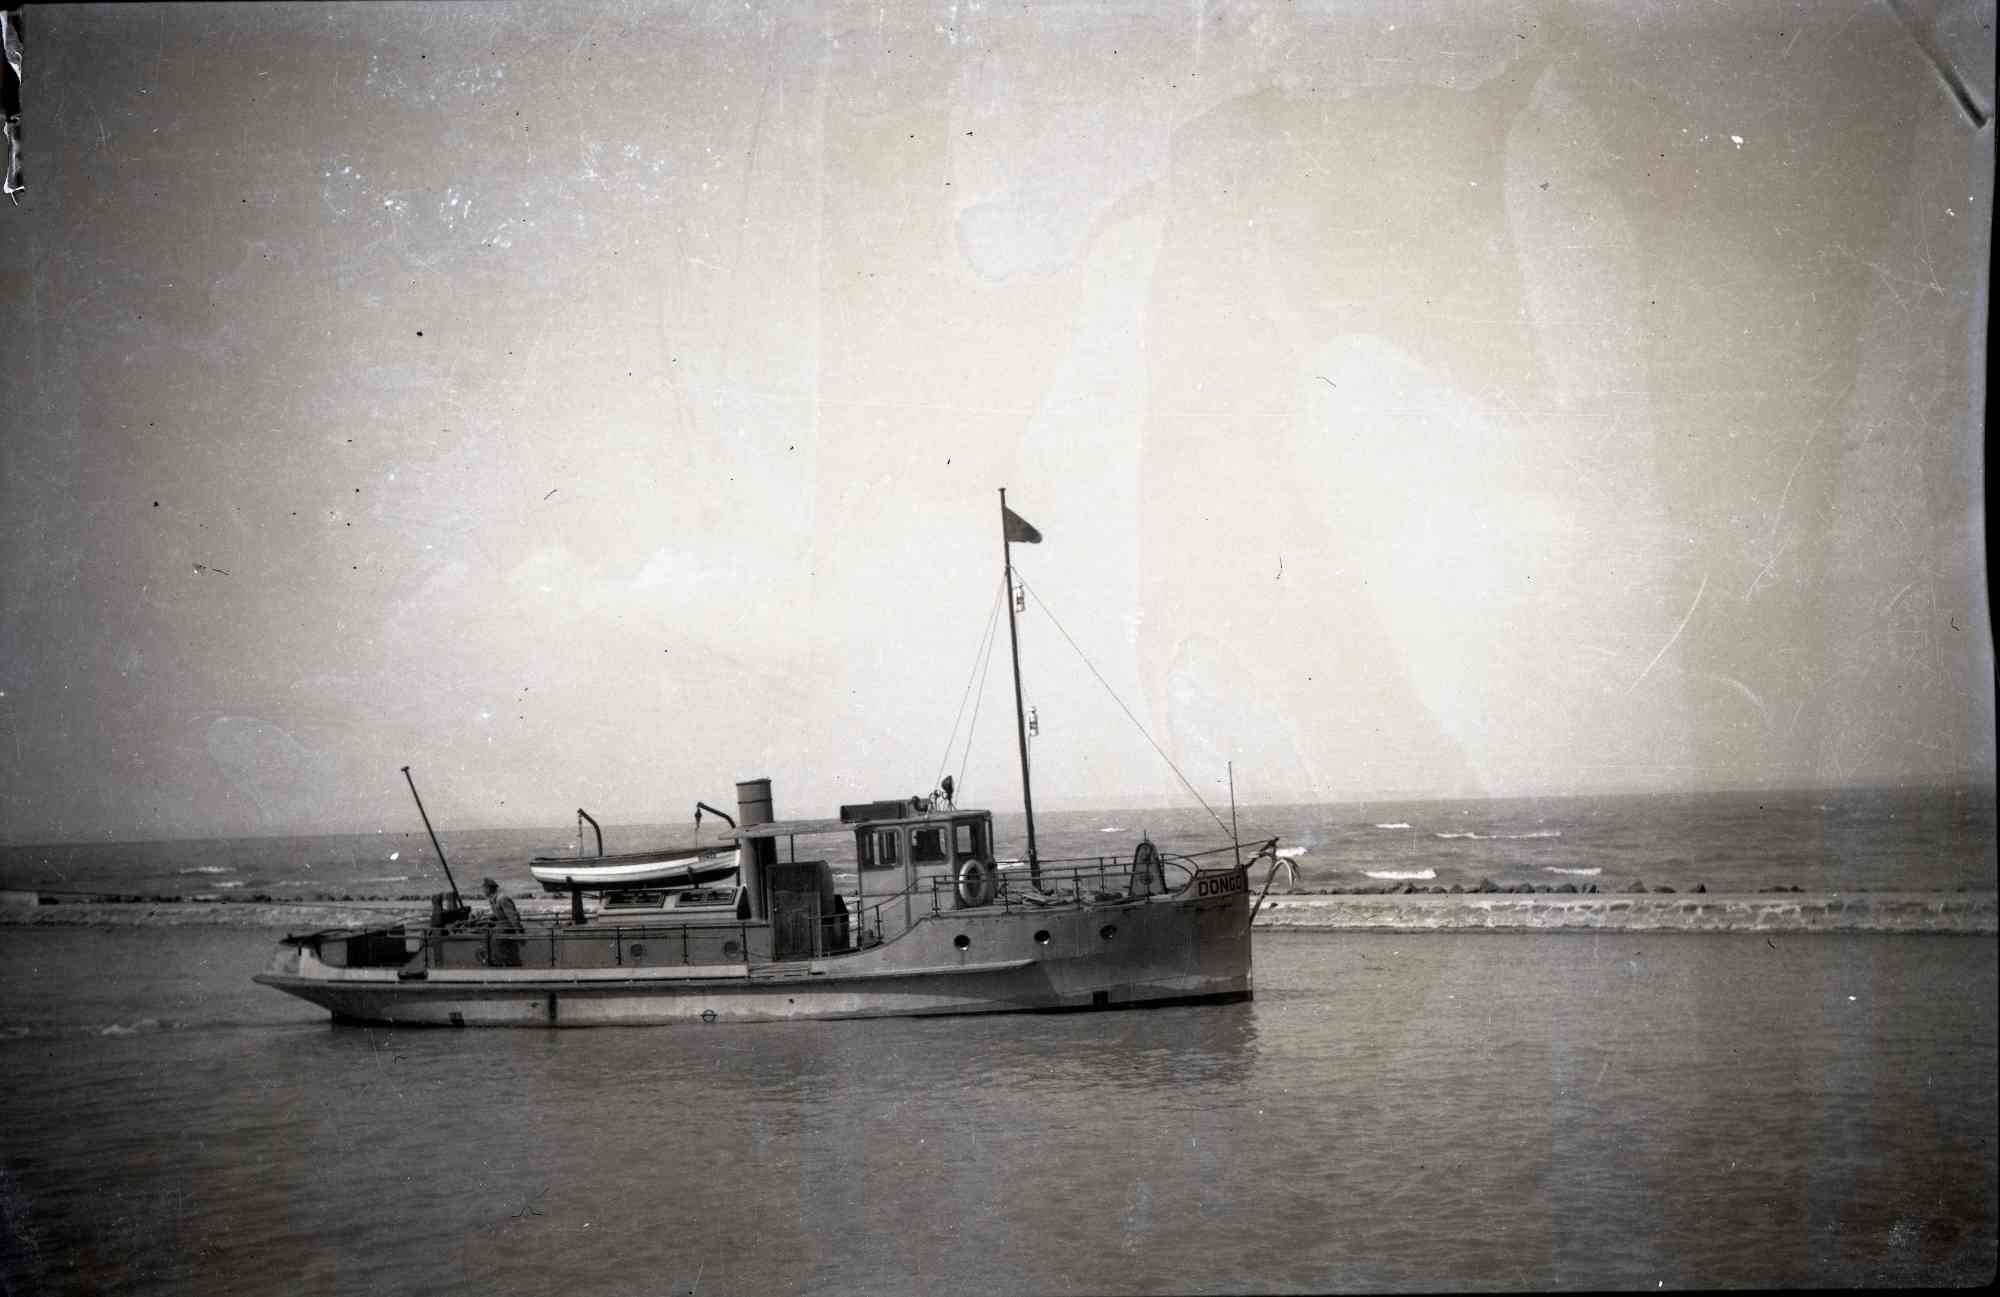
<box><xmin>0</xmin><ymin>1</ymin><xmax>1993</xmax><ymax>1292</ymax></box>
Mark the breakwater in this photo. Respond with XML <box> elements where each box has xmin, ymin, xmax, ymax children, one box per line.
<box><xmin>3</xmin><ymin>890</ymin><xmax>1994</xmax><ymax>933</ymax></box>
<box><xmin>0</xmin><ymin>897</ymin><xmax>418</xmax><ymax>929</ymax></box>
<box><xmin>1254</xmin><ymin>890</ymin><xmax>1998</xmax><ymax>933</ymax></box>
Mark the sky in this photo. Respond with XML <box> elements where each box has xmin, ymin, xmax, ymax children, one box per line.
<box><xmin>0</xmin><ymin>0</ymin><xmax>1993</xmax><ymax>842</ymax></box>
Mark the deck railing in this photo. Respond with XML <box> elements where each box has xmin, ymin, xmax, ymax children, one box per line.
<box><xmin>933</xmin><ymin>854</ymin><xmax>1201</xmax><ymax>912</ymax></box>
<box><xmin>391</xmin><ymin>847</ymin><xmax>1246</xmax><ymax>972</ymax></box>
<box><xmin>834</xmin><ymin>851</ymin><xmax>1209</xmax><ymax>942</ymax></box>
<box><xmin>414</xmin><ymin>919</ymin><xmax>759</xmax><ymax>971</ymax></box>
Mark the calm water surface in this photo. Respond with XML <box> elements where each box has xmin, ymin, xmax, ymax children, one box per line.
<box><xmin>0</xmin><ymin>927</ymin><xmax>1993</xmax><ymax>1293</ymax></box>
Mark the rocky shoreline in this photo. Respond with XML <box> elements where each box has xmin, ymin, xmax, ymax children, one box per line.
<box><xmin>2</xmin><ymin>888</ymin><xmax>1994</xmax><ymax>933</ymax></box>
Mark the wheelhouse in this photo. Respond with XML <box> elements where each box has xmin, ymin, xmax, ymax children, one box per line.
<box><xmin>852</xmin><ymin>809</ymin><xmax>992</xmax><ymax>874</ymax></box>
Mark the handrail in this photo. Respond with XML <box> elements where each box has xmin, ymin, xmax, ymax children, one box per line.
<box><xmin>422</xmin><ymin>849</ymin><xmax>1234</xmax><ymax>946</ymax></box>
<box><xmin>404</xmin><ymin>843</ymin><xmax>1264</xmax><ymax>972</ymax></box>
<box><xmin>418</xmin><ymin>916</ymin><xmax>757</xmax><ymax>971</ymax></box>
<box><xmin>991</xmin><ymin>846</ymin><xmax>1241</xmax><ymax>869</ymax></box>
<box><xmin>914</xmin><ymin>854</ymin><xmax>1212</xmax><ymax>913</ymax></box>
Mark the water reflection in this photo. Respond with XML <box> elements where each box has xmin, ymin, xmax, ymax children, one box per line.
<box><xmin>445</xmin><ymin>997</ymin><xmax>1269</xmax><ymax>1111</ymax></box>
<box><xmin>976</xmin><ymin>1001</ymin><xmax>1262</xmax><ymax>1097</ymax></box>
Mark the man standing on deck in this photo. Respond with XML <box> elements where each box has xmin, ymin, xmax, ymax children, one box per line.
<box><xmin>483</xmin><ymin>877</ymin><xmax>524</xmax><ymax>967</ymax></box>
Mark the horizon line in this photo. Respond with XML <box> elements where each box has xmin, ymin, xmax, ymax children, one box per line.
<box><xmin>3</xmin><ymin>775</ymin><xmax>1992</xmax><ymax>849</ymax></box>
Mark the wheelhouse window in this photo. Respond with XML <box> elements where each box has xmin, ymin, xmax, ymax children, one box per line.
<box><xmin>911</xmin><ymin>827</ymin><xmax>946</xmax><ymax>864</ymax></box>
<box><xmin>873</xmin><ymin>829</ymin><xmax>900</xmax><ymax>865</ymax></box>
<box><xmin>954</xmin><ymin>819</ymin><xmax>988</xmax><ymax>861</ymax></box>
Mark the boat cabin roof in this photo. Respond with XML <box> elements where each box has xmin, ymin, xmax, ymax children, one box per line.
<box><xmin>733</xmin><ymin>808</ymin><xmax>990</xmax><ymax>840</ymax></box>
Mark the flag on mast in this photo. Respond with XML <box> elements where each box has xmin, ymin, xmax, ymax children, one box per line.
<box><xmin>1003</xmin><ymin>505</ymin><xmax>1042</xmax><ymax>544</ymax></box>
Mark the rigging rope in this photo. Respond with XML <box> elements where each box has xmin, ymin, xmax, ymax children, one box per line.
<box><xmin>935</xmin><ymin>574</ymin><xmax>1006</xmax><ymax>799</ymax></box>
<box><xmin>1014</xmin><ymin>574</ymin><xmax>1232</xmax><ymax>836</ymax></box>
<box><xmin>956</xmin><ymin>577</ymin><xmax>1005</xmax><ymax>803</ymax></box>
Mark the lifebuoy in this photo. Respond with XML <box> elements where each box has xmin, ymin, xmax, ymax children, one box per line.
<box><xmin>955</xmin><ymin>858</ymin><xmax>996</xmax><ymax>908</ymax></box>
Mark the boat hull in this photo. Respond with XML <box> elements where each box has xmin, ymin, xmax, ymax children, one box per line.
<box><xmin>255</xmin><ymin>871</ymin><xmax>1253</xmax><ymax>1027</ymax></box>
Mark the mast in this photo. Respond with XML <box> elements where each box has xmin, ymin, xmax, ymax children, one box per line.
<box><xmin>401</xmin><ymin>765</ymin><xmax>463</xmax><ymax>910</ymax></box>
<box><xmin>999</xmin><ymin>488</ymin><xmax>1041</xmax><ymax>885</ymax></box>
<box><xmin>1229</xmin><ymin>760</ymin><xmax>1242</xmax><ymax>869</ymax></box>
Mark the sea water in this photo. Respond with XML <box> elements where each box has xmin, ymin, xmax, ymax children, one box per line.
<box><xmin>2</xmin><ymin>784</ymin><xmax>1994</xmax><ymax>901</ymax></box>
<box><xmin>0</xmin><ymin>925</ymin><xmax>1993</xmax><ymax>1293</ymax></box>
<box><xmin>1</xmin><ymin>785</ymin><xmax>1994</xmax><ymax>1292</ymax></box>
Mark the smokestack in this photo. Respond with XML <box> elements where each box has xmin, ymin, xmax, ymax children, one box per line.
<box><xmin>736</xmin><ymin>778</ymin><xmax>773</xmax><ymax>829</ymax></box>
<box><xmin>736</xmin><ymin>778</ymin><xmax>774</xmax><ymax>920</ymax></box>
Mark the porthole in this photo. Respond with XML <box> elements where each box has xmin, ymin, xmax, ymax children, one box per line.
<box><xmin>1033</xmin><ymin>929</ymin><xmax>1051</xmax><ymax>945</ymax></box>
<box><xmin>1099</xmin><ymin>924</ymin><xmax>1117</xmax><ymax>942</ymax></box>
<box><xmin>629</xmin><ymin>943</ymin><xmax>645</xmax><ymax>958</ymax></box>
<box><xmin>953</xmin><ymin>933</ymin><xmax>971</xmax><ymax>950</ymax></box>
<box><xmin>722</xmin><ymin>940</ymin><xmax>741</xmax><ymax>958</ymax></box>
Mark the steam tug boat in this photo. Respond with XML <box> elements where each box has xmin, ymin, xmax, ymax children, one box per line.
<box><xmin>254</xmin><ymin>493</ymin><xmax>1275</xmax><ymax>1027</ymax></box>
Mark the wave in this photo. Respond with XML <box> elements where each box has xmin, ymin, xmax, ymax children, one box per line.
<box><xmin>213</xmin><ymin>879</ymin><xmax>246</xmax><ymax>889</ymax></box>
<box><xmin>3</xmin><ymin>1017</ymin><xmax>307</xmax><ymax>1042</ymax></box>
<box><xmin>1276</xmin><ymin>847</ymin><xmax>1307</xmax><ymax>859</ymax></box>
<box><xmin>176</xmin><ymin>866</ymin><xmax>233</xmax><ymax>875</ymax></box>
<box><xmin>1544</xmin><ymin>866</ymin><xmax>1601</xmax><ymax>877</ymax></box>
<box><xmin>362</xmin><ymin>876</ymin><xmax>411</xmax><ymax>883</ymax></box>
<box><xmin>1432</xmin><ymin>830</ymin><xmax>1563</xmax><ymax>841</ymax></box>
<box><xmin>1363</xmin><ymin>868</ymin><xmax>1436</xmax><ymax>881</ymax></box>
<box><xmin>1373</xmin><ymin>822</ymin><xmax>1412</xmax><ymax>830</ymax></box>
<box><xmin>99</xmin><ymin>1018</ymin><xmax>168</xmax><ymax>1037</ymax></box>
<box><xmin>1099</xmin><ymin>826</ymin><xmax>1123</xmax><ymax>833</ymax></box>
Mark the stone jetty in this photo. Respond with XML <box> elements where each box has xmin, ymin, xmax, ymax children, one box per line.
<box><xmin>1251</xmin><ymin>890</ymin><xmax>1998</xmax><ymax>934</ymax></box>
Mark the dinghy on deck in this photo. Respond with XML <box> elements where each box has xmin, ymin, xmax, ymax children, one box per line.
<box><xmin>527</xmin><ymin>847</ymin><xmax>739</xmax><ymax>894</ymax></box>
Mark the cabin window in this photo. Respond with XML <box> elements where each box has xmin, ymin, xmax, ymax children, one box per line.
<box><xmin>954</xmin><ymin>820</ymin><xmax>987</xmax><ymax>860</ymax></box>
<box><xmin>911</xmin><ymin>827</ymin><xmax>946</xmax><ymax>863</ymax></box>
<box><xmin>603</xmin><ymin>890</ymin><xmax>667</xmax><ymax>911</ymax></box>
<box><xmin>673</xmin><ymin>888</ymin><xmax>737</xmax><ymax>909</ymax></box>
